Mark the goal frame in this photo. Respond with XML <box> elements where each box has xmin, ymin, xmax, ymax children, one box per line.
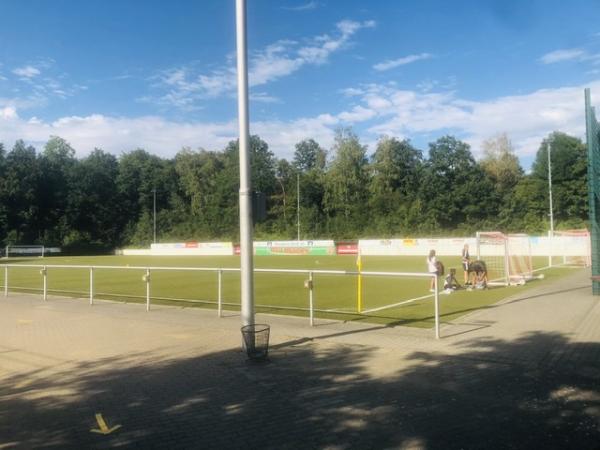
<box><xmin>5</xmin><ymin>245</ymin><xmax>45</xmax><ymax>258</ymax></box>
<box><xmin>549</xmin><ymin>229</ymin><xmax>591</xmax><ymax>268</ymax></box>
<box><xmin>476</xmin><ymin>231</ymin><xmax>533</xmax><ymax>286</ymax></box>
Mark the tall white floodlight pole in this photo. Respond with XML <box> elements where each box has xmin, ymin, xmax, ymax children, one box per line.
<box><xmin>296</xmin><ymin>173</ymin><xmax>300</xmax><ymax>241</ymax></box>
<box><xmin>236</xmin><ymin>0</ymin><xmax>255</xmax><ymax>328</ymax></box>
<box><xmin>152</xmin><ymin>188</ymin><xmax>157</xmax><ymax>244</ymax></box>
<box><xmin>548</xmin><ymin>140</ymin><xmax>554</xmax><ymax>235</ymax></box>
<box><xmin>547</xmin><ymin>139</ymin><xmax>555</xmax><ymax>267</ymax></box>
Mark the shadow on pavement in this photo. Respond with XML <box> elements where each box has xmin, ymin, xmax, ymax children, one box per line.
<box><xmin>0</xmin><ymin>332</ymin><xmax>599</xmax><ymax>449</ymax></box>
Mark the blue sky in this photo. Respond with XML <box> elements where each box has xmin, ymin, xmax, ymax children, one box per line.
<box><xmin>2</xmin><ymin>0</ymin><xmax>600</xmax><ymax>169</ymax></box>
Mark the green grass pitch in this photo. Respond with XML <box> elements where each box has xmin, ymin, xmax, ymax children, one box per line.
<box><xmin>0</xmin><ymin>254</ymin><xmax>576</xmax><ymax>328</ymax></box>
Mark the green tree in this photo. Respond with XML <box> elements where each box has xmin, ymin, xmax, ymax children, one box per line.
<box><xmin>116</xmin><ymin>149</ymin><xmax>171</xmax><ymax>241</ymax></box>
<box><xmin>323</xmin><ymin>129</ymin><xmax>369</xmax><ymax>236</ymax></box>
<box><xmin>368</xmin><ymin>136</ymin><xmax>423</xmax><ymax>232</ymax></box>
<box><xmin>531</xmin><ymin>132</ymin><xmax>588</xmax><ymax>228</ymax></box>
<box><xmin>67</xmin><ymin>149</ymin><xmax>122</xmax><ymax>249</ymax></box>
<box><xmin>290</xmin><ymin>140</ymin><xmax>328</xmax><ymax>239</ymax></box>
<box><xmin>222</xmin><ymin>135</ymin><xmax>277</xmax><ymax>195</ymax></box>
<box><xmin>420</xmin><ymin>136</ymin><xmax>496</xmax><ymax>231</ymax></box>
<box><xmin>216</xmin><ymin>136</ymin><xmax>277</xmax><ymax>238</ymax></box>
<box><xmin>503</xmin><ymin>176</ymin><xmax>547</xmax><ymax>233</ymax></box>
<box><xmin>479</xmin><ymin>133</ymin><xmax>523</xmax><ymax>195</ymax></box>
<box><xmin>174</xmin><ymin>148</ymin><xmax>224</xmax><ymax>216</ymax></box>
<box><xmin>270</xmin><ymin>158</ymin><xmax>294</xmax><ymax>235</ymax></box>
<box><xmin>293</xmin><ymin>139</ymin><xmax>327</xmax><ymax>172</ymax></box>
<box><xmin>38</xmin><ymin>136</ymin><xmax>77</xmax><ymax>244</ymax></box>
<box><xmin>4</xmin><ymin>140</ymin><xmax>40</xmax><ymax>243</ymax></box>
<box><xmin>171</xmin><ymin>147</ymin><xmax>237</xmax><ymax>238</ymax></box>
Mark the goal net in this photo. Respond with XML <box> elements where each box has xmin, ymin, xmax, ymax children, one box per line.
<box><xmin>5</xmin><ymin>245</ymin><xmax>45</xmax><ymax>258</ymax></box>
<box><xmin>476</xmin><ymin>232</ymin><xmax>532</xmax><ymax>285</ymax></box>
<box><xmin>550</xmin><ymin>230</ymin><xmax>591</xmax><ymax>267</ymax></box>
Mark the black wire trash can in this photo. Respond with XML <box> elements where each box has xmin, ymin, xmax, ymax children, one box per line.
<box><xmin>241</xmin><ymin>324</ymin><xmax>270</xmax><ymax>361</ymax></box>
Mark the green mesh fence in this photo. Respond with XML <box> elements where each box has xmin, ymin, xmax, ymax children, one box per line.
<box><xmin>585</xmin><ymin>88</ymin><xmax>600</xmax><ymax>294</ymax></box>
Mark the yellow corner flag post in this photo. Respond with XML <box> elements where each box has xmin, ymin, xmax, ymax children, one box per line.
<box><xmin>356</xmin><ymin>250</ymin><xmax>363</xmax><ymax>313</ymax></box>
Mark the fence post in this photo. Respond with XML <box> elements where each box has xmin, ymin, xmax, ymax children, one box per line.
<box><xmin>145</xmin><ymin>269</ymin><xmax>151</xmax><ymax>311</ymax></box>
<box><xmin>42</xmin><ymin>266</ymin><xmax>48</xmax><ymax>301</ymax></box>
<box><xmin>434</xmin><ymin>274</ymin><xmax>440</xmax><ymax>339</ymax></box>
<box><xmin>89</xmin><ymin>267</ymin><xmax>94</xmax><ymax>305</ymax></box>
<box><xmin>217</xmin><ymin>269</ymin><xmax>223</xmax><ymax>317</ymax></box>
<box><xmin>309</xmin><ymin>271</ymin><xmax>314</xmax><ymax>327</ymax></box>
<box><xmin>4</xmin><ymin>266</ymin><xmax>7</xmax><ymax>297</ymax></box>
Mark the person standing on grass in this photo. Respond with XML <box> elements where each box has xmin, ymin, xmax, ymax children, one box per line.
<box><xmin>462</xmin><ymin>243</ymin><xmax>471</xmax><ymax>285</ymax></box>
<box><xmin>427</xmin><ymin>249</ymin><xmax>438</xmax><ymax>292</ymax></box>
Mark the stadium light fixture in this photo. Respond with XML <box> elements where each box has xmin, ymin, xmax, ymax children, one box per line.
<box><xmin>236</xmin><ymin>0</ymin><xmax>255</xmax><ymax>328</ymax></box>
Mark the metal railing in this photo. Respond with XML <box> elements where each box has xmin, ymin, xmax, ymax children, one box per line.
<box><xmin>0</xmin><ymin>264</ymin><xmax>441</xmax><ymax>338</ymax></box>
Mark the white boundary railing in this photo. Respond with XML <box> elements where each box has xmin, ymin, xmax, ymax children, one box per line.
<box><xmin>0</xmin><ymin>264</ymin><xmax>441</xmax><ymax>338</ymax></box>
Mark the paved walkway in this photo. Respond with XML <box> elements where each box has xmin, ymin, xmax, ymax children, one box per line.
<box><xmin>0</xmin><ymin>269</ymin><xmax>599</xmax><ymax>449</ymax></box>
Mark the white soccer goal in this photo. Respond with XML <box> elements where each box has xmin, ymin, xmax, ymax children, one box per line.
<box><xmin>5</xmin><ymin>245</ymin><xmax>45</xmax><ymax>258</ymax></box>
<box><xmin>476</xmin><ymin>232</ymin><xmax>533</xmax><ymax>286</ymax></box>
<box><xmin>549</xmin><ymin>230</ymin><xmax>591</xmax><ymax>267</ymax></box>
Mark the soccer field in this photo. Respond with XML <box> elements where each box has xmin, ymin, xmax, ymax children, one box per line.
<box><xmin>0</xmin><ymin>254</ymin><xmax>575</xmax><ymax>328</ymax></box>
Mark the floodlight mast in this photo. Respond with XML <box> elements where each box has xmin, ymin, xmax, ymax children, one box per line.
<box><xmin>548</xmin><ymin>139</ymin><xmax>554</xmax><ymax>236</ymax></box>
<box><xmin>297</xmin><ymin>173</ymin><xmax>300</xmax><ymax>241</ymax></box>
<box><xmin>152</xmin><ymin>188</ymin><xmax>157</xmax><ymax>244</ymax></box>
<box><xmin>236</xmin><ymin>0</ymin><xmax>255</xmax><ymax>328</ymax></box>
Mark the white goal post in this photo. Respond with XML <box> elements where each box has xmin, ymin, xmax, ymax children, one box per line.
<box><xmin>5</xmin><ymin>245</ymin><xmax>45</xmax><ymax>258</ymax></box>
<box><xmin>549</xmin><ymin>229</ymin><xmax>591</xmax><ymax>267</ymax></box>
<box><xmin>476</xmin><ymin>232</ymin><xmax>533</xmax><ymax>286</ymax></box>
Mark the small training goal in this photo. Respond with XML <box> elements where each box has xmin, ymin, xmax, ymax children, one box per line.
<box><xmin>549</xmin><ymin>229</ymin><xmax>591</xmax><ymax>267</ymax></box>
<box><xmin>4</xmin><ymin>245</ymin><xmax>45</xmax><ymax>258</ymax></box>
<box><xmin>476</xmin><ymin>232</ymin><xmax>533</xmax><ymax>286</ymax></box>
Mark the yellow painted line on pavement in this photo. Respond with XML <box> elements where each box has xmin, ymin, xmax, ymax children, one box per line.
<box><xmin>90</xmin><ymin>413</ymin><xmax>121</xmax><ymax>435</ymax></box>
<box><xmin>17</xmin><ymin>319</ymin><xmax>32</xmax><ymax>325</ymax></box>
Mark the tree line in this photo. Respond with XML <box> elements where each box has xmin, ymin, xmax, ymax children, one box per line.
<box><xmin>0</xmin><ymin>129</ymin><xmax>588</xmax><ymax>252</ymax></box>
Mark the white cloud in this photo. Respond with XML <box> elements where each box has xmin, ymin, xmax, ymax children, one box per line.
<box><xmin>6</xmin><ymin>60</ymin><xmax>86</xmax><ymax>108</ymax></box>
<box><xmin>249</xmin><ymin>92</ymin><xmax>281</xmax><ymax>103</ymax></box>
<box><xmin>539</xmin><ymin>48</ymin><xmax>600</xmax><ymax>65</ymax></box>
<box><xmin>340</xmin><ymin>87</ymin><xmax>364</xmax><ymax>97</ymax></box>
<box><xmin>540</xmin><ymin>48</ymin><xmax>587</xmax><ymax>64</ymax></box>
<box><xmin>0</xmin><ymin>108</ymin><xmax>340</xmax><ymax>161</ymax></box>
<box><xmin>0</xmin><ymin>106</ymin><xmax>18</xmax><ymax>119</ymax></box>
<box><xmin>12</xmin><ymin>66</ymin><xmax>41</xmax><ymax>78</ymax></box>
<box><xmin>149</xmin><ymin>19</ymin><xmax>376</xmax><ymax>107</ymax></box>
<box><xmin>2</xmin><ymin>77</ymin><xmax>597</xmax><ymax>169</ymax></box>
<box><xmin>0</xmin><ymin>111</ymin><xmax>237</xmax><ymax>157</ymax></box>
<box><xmin>348</xmin><ymin>81</ymin><xmax>598</xmax><ymax>160</ymax></box>
<box><xmin>416</xmin><ymin>79</ymin><xmax>438</xmax><ymax>92</ymax></box>
<box><xmin>337</xmin><ymin>105</ymin><xmax>376</xmax><ymax>122</ymax></box>
<box><xmin>373</xmin><ymin>53</ymin><xmax>432</xmax><ymax>71</ymax></box>
<box><xmin>282</xmin><ymin>1</ymin><xmax>319</xmax><ymax>11</ymax></box>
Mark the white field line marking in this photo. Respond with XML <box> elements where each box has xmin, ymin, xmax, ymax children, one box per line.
<box><xmin>362</xmin><ymin>293</ymin><xmax>434</xmax><ymax>314</ymax></box>
<box><xmin>321</xmin><ymin>307</ymin><xmax>356</xmax><ymax>313</ymax></box>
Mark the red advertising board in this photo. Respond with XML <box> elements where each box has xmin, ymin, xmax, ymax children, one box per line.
<box><xmin>336</xmin><ymin>242</ymin><xmax>358</xmax><ymax>255</ymax></box>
